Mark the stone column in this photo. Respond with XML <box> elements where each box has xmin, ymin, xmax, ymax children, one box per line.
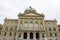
<box><xmin>27</xmin><ymin>32</ymin><xmax>29</xmax><ymax>39</ymax></box>
<box><xmin>43</xmin><ymin>19</ymin><xmax>45</xmax><ymax>31</ymax></box>
<box><xmin>33</xmin><ymin>32</ymin><xmax>36</xmax><ymax>39</ymax></box>
<box><xmin>21</xmin><ymin>32</ymin><xmax>23</xmax><ymax>39</ymax></box>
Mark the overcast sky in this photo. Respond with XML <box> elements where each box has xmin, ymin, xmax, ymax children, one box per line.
<box><xmin>0</xmin><ymin>0</ymin><xmax>60</xmax><ymax>24</ymax></box>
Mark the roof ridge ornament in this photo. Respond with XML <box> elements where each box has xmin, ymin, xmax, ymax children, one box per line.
<box><xmin>29</xmin><ymin>6</ymin><xmax>32</xmax><ymax>9</ymax></box>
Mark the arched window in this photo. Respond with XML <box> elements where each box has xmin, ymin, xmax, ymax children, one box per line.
<box><xmin>30</xmin><ymin>32</ymin><xmax>33</xmax><ymax>39</ymax></box>
<box><xmin>24</xmin><ymin>22</ymin><xmax>28</xmax><ymax>27</ymax></box>
<box><xmin>24</xmin><ymin>32</ymin><xmax>27</xmax><ymax>39</ymax></box>
<box><xmin>20</xmin><ymin>22</ymin><xmax>23</xmax><ymax>27</ymax></box>
<box><xmin>29</xmin><ymin>22</ymin><xmax>33</xmax><ymax>27</ymax></box>
<box><xmin>34</xmin><ymin>22</ymin><xmax>38</xmax><ymax>27</ymax></box>
<box><xmin>40</xmin><ymin>24</ymin><xmax>43</xmax><ymax>30</ymax></box>
<box><xmin>36</xmin><ymin>33</ymin><xmax>39</xmax><ymax>39</ymax></box>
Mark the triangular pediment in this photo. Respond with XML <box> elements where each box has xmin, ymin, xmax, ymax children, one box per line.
<box><xmin>18</xmin><ymin>13</ymin><xmax>44</xmax><ymax>17</ymax></box>
<box><xmin>24</xmin><ymin>13</ymin><xmax>39</xmax><ymax>16</ymax></box>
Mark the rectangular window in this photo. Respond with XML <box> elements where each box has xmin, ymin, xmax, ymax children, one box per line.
<box><xmin>10</xmin><ymin>27</ymin><xmax>13</xmax><ymax>30</ymax></box>
<box><xmin>20</xmin><ymin>22</ymin><xmax>23</xmax><ymax>27</ymax></box>
<box><xmin>0</xmin><ymin>31</ymin><xmax>1</xmax><ymax>35</ymax></box>
<box><xmin>9</xmin><ymin>32</ymin><xmax>12</xmax><ymax>36</ymax></box>
<box><xmin>0</xmin><ymin>27</ymin><xmax>2</xmax><ymax>30</ymax></box>
<box><xmin>59</xmin><ymin>29</ymin><xmax>60</xmax><ymax>32</ymax></box>
<box><xmin>55</xmin><ymin>33</ymin><xmax>57</xmax><ymax>37</ymax></box>
<box><xmin>5</xmin><ymin>27</ymin><xmax>8</xmax><ymax>30</ymax></box>
<box><xmin>49</xmin><ymin>28</ymin><xmax>51</xmax><ymax>31</ymax></box>
<box><xmin>53</xmin><ymin>28</ymin><xmax>56</xmax><ymax>31</ymax></box>
<box><xmin>4</xmin><ymin>32</ymin><xmax>6</xmax><ymax>36</ymax></box>
<box><xmin>42</xmin><ymin>33</ymin><xmax>44</xmax><ymax>38</ymax></box>
<box><xmin>14</xmin><ymin>32</ymin><xmax>16</xmax><ymax>36</ymax></box>
<box><xmin>50</xmin><ymin>33</ymin><xmax>52</xmax><ymax>37</ymax></box>
<box><xmin>19</xmin><ymin>33</ymin><xmax>21</xmax><ymax>37</ymax></box>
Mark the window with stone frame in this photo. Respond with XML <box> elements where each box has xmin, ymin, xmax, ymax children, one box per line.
<box><xmin>49</xmin><ymin>27</ymin><xmax>51</xmax><ymax>31</ymax></box>
<box><xmin>9</xmin><ymin>32</ymin><xmax>12</xmax><ymax>36</ymax></box>
<box><xmin>14</xmin><ymin>32</ymin><xmax>16</xmax><ymax>36</ymax></box>
<box><xmin>53</xmin><ymin>28</ymin><xmax>56</xmax><ymax>31</ymax></box>
<box><xmin>50</xmin><ymin>33</ymin><xmax>52</xmax><ymax>37</ymax></box>
<box><xmin>5</xmin><ymin>27</ymin><xmax>8</xmax><ymax>30</ymax></box>
<box><xmin>24</xmin><ymin>22</ymin><xmax>28</xmax><ymax>27</ymax></box>
<box><xmin>40</xmin><ymin>24</ymin><xmax>43</xmax><ymax>30</ymax></box>
<box><xmin>55</xmin><ymin>33</ymin><xmax>57</xmax><ymax>37</ymax></box>
<box><xmin>0</xmin><ymin>31</ymin><xmax>1</xmax><ymax>35</ymax></box>
<box><xmin>4</xmin><ymin>32</ymin><xmax>6</xmax><ymax>36</ymax></box>
<box><xmin>34</xmin><ymin>22</ymin><xmax>38</xmax><ymax>27</ymax></box>
<box><xmin>0</xmin><ymin>27</ymin><xmax>2</xmax><ymax>30</ymax></box>
<box><xmin>19</xmin><ymin>33</ymin><xmax>21</xmax><ymax>37</ymax></box>
<box><xmin>59</xmin><ymin>29</ymin><xmax>60</xmax><ymax>32</ymax></box>
<box><xmin>10</xmin><ymin>26</ymin><xmax>13</xmax><ymax>30</ymax></box>
<box><xmin>29</xmin><ymin>22</ymin><xmax>33</xmax><ymax>27</ymax></box>
<box><xmin>20</xmin><ymin>22</ymin><xmax>23</xmax><ymax>27</ymax></box>
<box><xmin>15</xmin><ymin>26</ymin><xmax>17</xmax><ymax>30</ymax></box>
<box><xmin>42</xmin><ymin>33</ymin><xmax>44</xmax><ymax>38</ymax></box>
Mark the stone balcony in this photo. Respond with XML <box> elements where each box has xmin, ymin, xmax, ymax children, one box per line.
<box><xmin>19</xmin><ymin>27</ymin><xmax>45</xmax><ymax>32</ymax></box>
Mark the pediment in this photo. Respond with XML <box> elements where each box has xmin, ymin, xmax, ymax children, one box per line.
<box><xmin>24</xmin><ymin>13</ymin><xmax>39</xmax><ymax>16</ymax></box>
<box><xmin>18</xmin><ymin>13</ymin><xmax>44</xmax><ymax>17</ymax></box>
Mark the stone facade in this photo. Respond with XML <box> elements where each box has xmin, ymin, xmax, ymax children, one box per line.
<box><xmin>0</xmin><ymin>7</ymin><xmax>60</xmax><ymax>40</ymax></box>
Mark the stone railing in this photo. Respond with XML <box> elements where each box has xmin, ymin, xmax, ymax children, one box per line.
<box><xmin>19</xmin><ymin>27</ymin><xmax>45</xmax><ymax>32</ymax></box>
<box><xmin>0</xmin><ymin>37</ymin><xmax>59</xmax><ymax>40</ymax></box>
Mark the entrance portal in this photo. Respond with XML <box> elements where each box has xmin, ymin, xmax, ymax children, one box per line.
<box><xmin>24</xmin><ymin>32</ymin><xmax>27</xmax><ymax>39</ymax></box>
<box><xmin>36</xmin><ymin>33</ymin><xmax>39</xmax><ymax>39</ymax></box>
<box><xmin>30</xmin><ymin>32</ymin><xmax>33</xmax><ymax>39</ymax></box>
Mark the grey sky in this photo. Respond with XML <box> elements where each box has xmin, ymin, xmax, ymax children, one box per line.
<box><xmin>0</xmin><ymin>0</ymin><xmax>60</xmax><ymax>24</ymax></box>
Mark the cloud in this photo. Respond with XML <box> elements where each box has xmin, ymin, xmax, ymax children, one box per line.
<box><xmin>0</xmin><ymin>0</ymin><xmax>60</xmax><ymax>24</ymax></box>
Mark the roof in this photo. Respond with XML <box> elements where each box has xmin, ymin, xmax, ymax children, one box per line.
<box><xmin>4</xmin><ymin>18</ymin><xmax>18</xmax><ymax>21</ymax></box>
<box><xmin>58</xmin><ymin>25</ymin><xmax>60</xmax><ymax>27</ymax></box>
<box><xmin>18</xmin><ymin>6</ymin><xmax>45</xmax><ymax>17</ymax></box>
<box><xmin>18</xmin><ymin>12</ymin><xmax>45</xmax><ymax>17</ymax></box>
<box><xmin>24</xmin><ymin>6</ymin><xmax>36</xmax><ymax>13</ymax></box>
<box><xmin>44</xmin><ymin>19</ymin><xmax>57</xmax><ymax>22</ymax></box>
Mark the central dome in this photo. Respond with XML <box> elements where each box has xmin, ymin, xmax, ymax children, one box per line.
<box><xmin>24</xmin><ymin>6</ymin><xmax>36</xmax><ymax>13</ymax></box>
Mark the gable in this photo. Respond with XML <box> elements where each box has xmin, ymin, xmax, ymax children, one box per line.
<box><xmin>18</xmin><ymin>13</ymin><xmax>44</xmax><ymax>17</ymax></box>
<box><xmin>24</xmin><ymin>13</ymin><xmax>39</xmax><ymax>16</ymax></box>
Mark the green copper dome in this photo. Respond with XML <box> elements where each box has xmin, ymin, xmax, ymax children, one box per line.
<box><xmin>24</xmin><ymin>6</ymin><xmax>36</xmax><ymax>13</ymax></box>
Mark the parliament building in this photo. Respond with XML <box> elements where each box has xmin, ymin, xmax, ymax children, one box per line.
<box><xmin>0</xmin><ymin>7</ymin><xmax>60</xmax><ymax>40</ymax></box>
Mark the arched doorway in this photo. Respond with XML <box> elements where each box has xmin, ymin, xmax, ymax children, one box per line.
<box><xmin>30</xmin><ymin>32</ymin><xmax>33</xmax><ymax>39</ymax></box>
<box><xmin>36</xmin><ymin>33</ymin><xmax>39</xmax><ymax>39</ymax></box>
<box><xmin>24</xmin><ymin>32</ymin><xmax>27</xmax><ymax>39</ymax></box>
